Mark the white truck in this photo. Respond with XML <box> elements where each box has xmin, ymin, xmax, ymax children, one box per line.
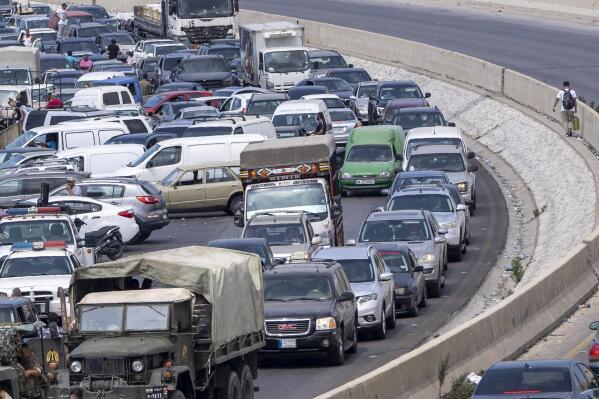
<box><xmin>240</xmin><ymin>22</ymin><xmax>310</xmax><ymax>92</ymax></box>
<box><xmin>0</xmin><ymin>46</ymin><xmax>41</xmax><ymax>86</ymax></box>
<box><xmin>133</xmin><ymin>0</ymin><xmax>238</xmax><ymax>46</ymax></box>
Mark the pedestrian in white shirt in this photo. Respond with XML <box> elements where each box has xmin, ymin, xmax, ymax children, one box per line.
<box><xmin>553</xmin><ymin>81</ymin><xmax>577</xmax><ymax>136</ymax></box>
<box><xmin>22</xmin><ymin>29</ymin><xmax>33</xmax><ymax>47</ymax></box>
<box><xmin>57</xmin><ymin>3</ymin><xmax>68</xmax><ymax>38</ymax></box>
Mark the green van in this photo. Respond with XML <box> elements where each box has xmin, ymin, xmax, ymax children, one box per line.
<box><xmin>340</xmin><ymin>125</ymin><xmax>405</xmax><ymax>194</ymax></box>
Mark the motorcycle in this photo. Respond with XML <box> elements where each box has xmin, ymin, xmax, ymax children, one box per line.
<box><xmin>84</xmin><ymin>225</ymin><xmax>124</xmax><ymax>261</ymax></box>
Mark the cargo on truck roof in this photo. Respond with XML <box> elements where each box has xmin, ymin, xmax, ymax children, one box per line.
<box><xmin>240</xmin><ymin>135</ymin><xmax>335</xmax><ymax>169</ymax></box>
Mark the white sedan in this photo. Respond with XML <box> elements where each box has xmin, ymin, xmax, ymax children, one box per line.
<box><xmin>23</xmin><ymin>196</ymin><xmax>139</xmax><ymax>243</ymax></box>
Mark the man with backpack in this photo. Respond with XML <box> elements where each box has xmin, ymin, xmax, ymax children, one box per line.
<box><xmin>553</xmin><ymin>81</ymin><xmax>577</xmax><ymax>136</ymax></box>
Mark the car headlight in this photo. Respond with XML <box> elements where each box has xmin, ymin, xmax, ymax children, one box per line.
<box><xmin>394</xmin><ymin>288</ymin><xmax>406</xmax><ymax>295</ymax></box>
<box><xmin>378</xmin><ymin>171</ymin><xmax>391</xmax><ymax>178</ymax></box>
<box><xmin>341</xmin><ymin>172</ymin><xmax>352</xmax><ymax>179</ymax></box>
<box><xmin>70</xmin><ymin>361</ymin><xmax>82</xmax><ymax>373</ymax></box>
<box><xmin>131</xmin><ymin>360</ymin><xmax>144</xmax><ymax>373</ymax></box>
<box><xmin>377</xmin><ymin>106</ymin><xmax>385</xmax><ymax>114</ymax></box>
<box><xmin>357</xmin><ymin>293</ymin><xmax>378</xmax><ymax>304</ymax></box>
<box><xmin>316</xmin><ymin>317</ymin><xmax>337</xmax><ymax>330</ymax></box>
<box><xmin>440</xmin><ymin>221</ymin><xmax>457</xmax><ymax>229</ymax></box>
<box><xmin>417</xmin><ymin>253</ymin><xmax>436</xmax><ymax>265</ymax></box>
<box><xmin>456</xmin><ymin>182</ymin><xmax>469</xmax><ymax>193</ymax></box>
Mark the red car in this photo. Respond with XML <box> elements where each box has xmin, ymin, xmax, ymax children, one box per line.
<box><xmin>142</xmin><ymin>90</ymin><xmax>213</xmax><ymax>114</ymax></box>
<box><xmin>382</xmin><ymin>98</ymin><xmax>429</xmax><ymax>124</ymax></box>
<box><xmin>48</xmin><ymin>10</ymin><xmax>95</xmax><ymax>30</ymax></box>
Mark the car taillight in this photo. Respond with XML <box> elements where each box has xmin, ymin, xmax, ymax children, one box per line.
<box><xmin>118</xmin><ymin>210</ymin><xmax>135</xmax><ymax>218</ymax></box>
<box><xmin>589</xmin><ymin>343</ymin><xmax>599</xmax><ymax>360</ymax></box>
<box><xmin>136</xmin><ymin>195</ymin><xmax>160</xmax><ymax>204</ymax></box>
<box><xmin>355</xmin><ymin>121</ymin><xmax>362</xmax><ymax>128</ymax></box>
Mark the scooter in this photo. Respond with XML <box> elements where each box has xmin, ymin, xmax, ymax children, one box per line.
<box><xmin>84</xmin><ymin>225</ymin><xmax>124</xmax><ymax>261</ymax></box>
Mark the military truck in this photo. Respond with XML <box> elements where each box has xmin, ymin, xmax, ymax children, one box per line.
<box><xmin>52</xmin><ymin>246</ymin><xmax>264</xmax><ymax>399</ymax></box>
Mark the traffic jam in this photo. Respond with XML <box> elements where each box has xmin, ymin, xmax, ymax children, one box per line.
<box><xmin>0</xmin><ymin>0</ymin><xmax>491</xmax><ymax>398</ymax></box>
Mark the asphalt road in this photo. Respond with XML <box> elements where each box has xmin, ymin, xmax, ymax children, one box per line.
<box><xmin>243</xmin><ymin>0</ymin><xmax>599</xmax><ymax>104</ymax></box>
<box><xmin>129</xmin><ymin>163</ymin><xmax>507</xmax><ymax>399</ymax></box>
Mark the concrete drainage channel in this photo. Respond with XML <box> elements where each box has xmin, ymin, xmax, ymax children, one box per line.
<box><xmin>236</xmin><ymin>9</ymin><xmax>599</xmax><ymax>399</ymax></box>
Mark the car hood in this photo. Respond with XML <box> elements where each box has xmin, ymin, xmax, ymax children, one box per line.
<box><xmin>178</xmin><ymin>71</ymin><xmax>232</xmax><ymax>83</ymax></box>
<box><xmin>473</xmin><ymin>393</ymin><xmax>574</xmax><ymax>399</ymax></box>
<box><xmin>400</xmin><ymin>240</ymin><xmax>433</xmax><ymax>258</ymax></box>
<box><xmin>444</xmin><ymin>171</ymin><xmax>470</xmax><ymax>185</ymax></box>
<box><xmin>71</xmin><ymin>336</ymin><xmax>174</xmax><ymax>357</ymax></box>
<box><xmin>271</xmin><ymin>243</ymin><xmax>310</xmax><ymax>259</ymax></box>
<box><xmin>431</xmin><ymin>212</ymin><xmax>456</xmax><ymax>225</ymax></box>
<box><xmin>264</xmin><ymin>299</ymin><xmax>335</xmax><ymax>319</ymax></box>
<box><xmin>342</xmin><ymin>161</ymin><xmax>392</xmax><ymax>175</ymax></box>
<box><xmin>350</xmin><ymin>281</ymin><xmax>379</xmax><ymax>297</ymax></box>
<box><xmin>0</xmin><ymin>275</ymin><xmax>71</xmax><ymax>293</ymax></box>
<box><xmin>111</xmin><ymin>166</ymin><xmax>141</xmax><ymax>178</ymax></box>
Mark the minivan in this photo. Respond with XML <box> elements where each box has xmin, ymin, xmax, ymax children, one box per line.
<box><xmin>271</xmin><ymin>99</ymin><xmax>333</xmax><ymax>138</ymax></box>
<box><xmin>71</xmin><ymin>86</ymin><xmax>137</xmax><ymax>111</ymax></box>
<box><xmin>403</xmin><ymin>126</ymin><xmax>469</xmax><ymax>170</ymax></box>
<box><xmin>56</xmin><ymin>144</ymin><xmax>146</xmax><ymax>176</ymax></box>
<box><xmin>112</xmin><ymin>134</ymin><xmax>266</xmax><ymax>182</ymax></box>
<box><xmin>6</xmin><ymin>122</ymin><xmax>130</xmax><ymax>151</ymax></box>
<box><xmin>183</xmin><ymin>116</ymin><xmax>276</xmax><ymax>139</ymax></box>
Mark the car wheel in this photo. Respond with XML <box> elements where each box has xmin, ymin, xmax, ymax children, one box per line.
<box><xmin>327</xmin><ymin>329</ymin><xmax>345</xmax><ymax>365</ymax></box>
<box><xmin>418</xmin><ymin>286</ymin><xmax>428</xmax><ymax>308</ymax></box>
<box><xmin>465</xmin><ymin>227</ymin><xmax>470</xmax><ymax>246</ymax></box>
<box><xmin>386</xmin><ymin>300</ymin><xmax>397</xmax><ymax>328</ymax></box>
<box><xmin>407</xmin><ymin>296</ymin><xmax>419</xmax><ymax>317</ymax></box>
<box><xmin>239</xmin><ymin>364</ymin><xmax>254</xmax><ymax>399</ymax></box>
<box><xmin>427</xmin><ymin>270</ymin><xmax>443</xmax><ymax>298</ymax></box>
<box><xmin>347</xmin><ymin>321</ymin><xmax>358</xmax><ymax>354</ymax></box>
<box><xmin>217</xmin><ymin>369</ymin><xmax>241</xmax><ymax>399</ymax></box>
<box><xmin>461</xmin><ymin>241</ymin><xmax>467</xmax><ymax>254</ymax></box>
<box><xmin>372</xmin><ymin>308</ymin><xmax>387</xmax><ymax>340</ymax></box>
<box><xmin>134</xmin><ymin>231</ymin><xmax>152</xmax><ymax>243</ymax></box>
<box><xmin>227</xmin><ymin>194</ymin><xmax>243</xmax><ymax>215</ymax></box>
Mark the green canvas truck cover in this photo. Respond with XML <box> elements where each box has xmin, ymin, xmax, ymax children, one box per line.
<box><xmin>241</xmin><ymin>135</ymin><xmax>335</xmax><ymax>169</ymax></box>
<box><xmin>70</xmin><ymin>246</ymin><xmax>263</xmax><ymax>349</ymax></box>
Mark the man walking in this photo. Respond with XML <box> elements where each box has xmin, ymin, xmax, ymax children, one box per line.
<box><xmin>107</xmin><ymin>39</ymin><xmax>119</xmax><ymax>60</ymax></box>
<box><xmin>553</xmin><ymin>81</ymin><xmax>577</xmax><ymax>136</ymax></box>
<box><xmin>57</xmin><ymin>3</ymin><xmax>68</xmax><ymax>39</ymax></box>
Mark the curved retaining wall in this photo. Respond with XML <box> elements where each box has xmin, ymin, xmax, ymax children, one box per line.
<box><xmin>236</xmin><ymin>10</ymin><xmax>599</xmax><ymax>399</ymax></box>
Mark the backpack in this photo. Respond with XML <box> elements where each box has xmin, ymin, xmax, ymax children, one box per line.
<box><xmin>563</xmin><ymin>90</ymin><xmax>575</xmax><ymax>110</ymax></box>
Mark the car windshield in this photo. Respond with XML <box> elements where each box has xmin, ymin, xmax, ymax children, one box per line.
<box><xmin>247</xmin><ymin>100</ymin><xmax>284</xmax><ymax>115</ymax></box>
<box><xmin>32</xmin><ymin>32</ymin><xmax>57</xmax><ymax>42</ymax></box>
<box><xmin>41</xmin><ymin>58</ymin><xmax>70</xmax><ymax>71</ymax></box>
<box><xmin>246</xmin><ymin>183</ymin><xmax>327</xmax><ymax>219</ymax></box>
<box><xmin>78</xmin><ymin>7</ymin><xmax>109</xmax><ymax>18</ymax></box>
<box><xmin>24</xmin><ymin>18</ymin><xmax>48</xmax><ymax>29</ymax></box>
<box><xmin>406</xmin><ymin>138</ymin><xmax>462</xmax><ymax>155</ymax></box>
<box><xmin>393</xmin><ymin>112</ymin><xmax>445</xmax><ymax>130</ymax></box>
<box><xmin>347</xmin><ymin>145</ymin><xmax>392</xmax><ymax>162</ymax></box>
<box><xmin>380</xmin><ymin>252</ymin><xmax>409</xmax><ymax>273</ymax></box>
<box><xmin>475</xmin><ymin>367</ymin><xmax>572</xmax><ymax>394</ymax></box>
<box><xmin>130</xmin><ymin>144</ymin><xmax>161</xmax><ymax>167</ymax></box>
<box><xmin>264</xmin><ymin>50</ymin><xmax>309</xmax><ymax>73</ymax></box>
<box><xmin>102</xmin><ymin>35</ymin><xmax>134</xmax><ymax>46</ymax></box>
<box><xmin>125</xmin><ymin>304</ymin><xmax>169</xmax><ymax>331</ymax></box>
<box><xmin>394</xmin><ymin>176</ymin><xmax>449</xmax><ymax>191</ymax></box>
<box><xmin>80</xmin><ymin>305</ymin><xmax>123</xmax><ymax>332</ymax></box>
<box><xmin>331</xmin><ymin>110</ymin><xmax>356</xmax><ymax>122</ymax></box>
<box><xmin>390</xmin><ymin>194</ymin><xmax>453</xmax><ymax>213</ymax></box>
<box><xmin>208</xmin><ymin>47</ymin><xmax>240</xmax><ymax>61</ymax></box>
<box><xmin>357</xmin><ymin>85</ymin><xmax>376</xmax><ymax>98</ymax></box>
<box><xmin>408</xmin><ymin>153</ymin><xmax>465</xmax><ymax>173</ymax></box>
<box><xmin>0</xmin><ymin>152</ymin><xmax>18</xmax><ymax>164</ymax></box>
<box><xmin>360</xmin><ymin>219</ymin><xmax>430</xmax><ymax>242</ymax></box>
<box><xmin>264</xmin><ymin>275</ymin><xmax>333</xmax><ymax>301</ymax></box>
<box><xmin>183</xmin><ymin>126</ymin><xmax>232</xmax><ymax>137</ymax></box>
<box><xmin>62</xmin><ymin>41</ymin><xmax>97</xmax><ymax>53</ymax></box>
<box><xmin>379</xmin><ymin>85</ymin><xmax>423</xmax><ymax>100</ymax></box>
<box><xmin>320</xmin><ymin>98</ymin><xmax>345</xmax><ymax>108</ymax></box>
<box><xmin>0</xmin><ymin>70</ymin><xmax>29</xmax><ymax>85</ymax></box>
<box><xmin>0</xmin><ymin>308</ymin><xmax>14</xmax><ymax>323</ymax></box>
<box><xmin>272</xmin><ymin>113</ymin><xmax>318</xmax><ymax>130</ymax></box>
<box><xmin>310</xmin><ymin>55</ymin><xmax>347</xmax><ymax>69</ymax></box>
<box><xmin>177</xmin><ymin>0</ymin><xmax>234</xmax><ymax>18</ymax></box>
<box><xmin>333</xmin><ymin>70</ymin><xmax>370</xmax><ymax>83</ymax></box>
<box><xmin>143</xmin><ymin>94</ymin><xmax>167</xmax><ymax>108</ymax></box>
<box><xmin>181</xmin><ymin>57</ymin><xmax>228</xmax><ymax>73</ymax></box>
<box><xmin>161</xmin><ymin>167</ymin><xmax>182</xmax><ymax>186</ymax></box>
<box><xmin>0</xmin><ymin>220</ymin><xmax>74</xmax><ymax>245</ymax></box>
<box><xmin>316</xmin><ymin>79</ymin><xmax>352</xmax><ymax>92</ymax></box>
<box><xmin>244</xmin><ymin>223</ymin><xmax>306</xmax><ymax>246</ymax></box>
<box><xmin>163</xmin><ymin>56</ymin><xmax>184</xmax><ymax>71</ymax></box>
<box><xmin>154</xmin><ymin>44</ymin><xmax>186</xmax><ymax>56</ymax></box>
<box><xmin>181</xmin><ymin>108</ymin><xmax>218</xmax><ymax>119</ymax></box>
<box><xmin>0</xmin><ymin>256</ymin><xmax>71</xmax><ymax>277</ymax></box>
<box><xmin>336</xmin><ymin>259</ymin><xmax>374</xmax><ymax>283</ymax></box>
<box><xmin>214</xmin><ymin>243</ymin><xmax>269</xmax><ymax>264</ymax></box>
<box><xmin>6</xmin><ymin>131</ymin><xmax>36</xmax><ymax>149</ymax></box>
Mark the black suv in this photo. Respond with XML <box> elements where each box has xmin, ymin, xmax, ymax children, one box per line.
<box><xmin>261</xmin><ymin>262</ymin><xmax>358</xmax><ymax>365</ymax></box>
<box><xmin>368</xmin><ymin>80</ymin><xmax>430</xmax><ymax>125</ymax></box>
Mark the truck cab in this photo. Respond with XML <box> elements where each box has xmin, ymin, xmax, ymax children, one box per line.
<box><xmin>0</xmin><ymin>296</ymin><xmax>42</xmax><ymax>338</ymax></box>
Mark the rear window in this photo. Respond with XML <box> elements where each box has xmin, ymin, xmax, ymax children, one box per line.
<box><xmin>123</xmin><ymin>120</ymin><xmax>148</xmax><ymax>134</ymax></box>
<box><xmin>50</xmin><ymin>115</ymin><xmax>86</xmax><ymax>125</ymax></box>
<box><xmin>25</xmin><ymin>111</ymin><xmax>47</xmax><ymax>130</ymax></box>
<box><xmin>103</xmin><ymin>92</ymin><xmax>120</xmax><ymax>106</ymax></box>
<box><xmin>140</xmin><ymin>180</ymin><xmax>160</xmax><ymax>195</ymax></box>
<box><xmin>475</xmin><ymin>367</ymin><xmax>572</xmax><ymax>394</ymax></box>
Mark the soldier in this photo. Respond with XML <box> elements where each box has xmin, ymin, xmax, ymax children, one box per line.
<box><xmin>16</xmin><ymin>343</ymin><xmax>46</xmax><ymax>399</ymax></box>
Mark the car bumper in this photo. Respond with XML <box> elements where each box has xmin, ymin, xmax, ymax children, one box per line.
<box><xmin>136</xmin><ymin>210</ymin><xmax>169</xmax><ymax>232</ymax></box>
<box><xmin>47</xmin><ymin>385</ymin><xmax>159</xmax><ymax>399</ymax></box>
<box><xmin>357</xmin><ymin>299</ymin><xmax>382</xmax><ymax>328</ymax></box>
<box><xmin>394</xmin><ymin>294</ymin><xmax>416</xmax><ymax>313</ymax></box>
<box><xmin>260</xmin><ymin>329</ymin><xmax>340</xmax><ymax>357</ymax></box>
<box><xmin>444</xmin><ymin>227</ymin><xmax>461</xmax><ymax>247</ymax></box>
<box><xmin>340</xmin><ymin>178</ymin><xmax>393</xmax><ymax>190</ymax></box>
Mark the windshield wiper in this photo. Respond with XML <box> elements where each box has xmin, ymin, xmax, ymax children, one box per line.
<box><xmin>145</xmin><ymin>305</ymin><xmax>167</xmax><ymax>317</ymax></box>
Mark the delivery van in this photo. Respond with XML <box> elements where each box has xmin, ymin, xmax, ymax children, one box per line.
<box><xmin>271</xmin><ymin>99</ymin><xmax>332</xmax><ymax>138</ymax></box>
<box><xmin>56</xmin><ymin>144</ymin><xmax>145</xmax><ymax>175</ymax></box>
<box><xmin>71</xmin><ymin>86</ymin><xmax>138</xmax><ymax>111</ymax></box>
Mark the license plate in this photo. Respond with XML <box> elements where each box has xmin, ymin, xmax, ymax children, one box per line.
<box><xmin>162</xmin><ymin>214</ymin><xmax>168</xmax><ymax>219</ymax></box>
<box><xmin>146</xmin><ymin>385</ymin><xmax>167</xmax><ymax>399</ymax></box>
<box><xmin>278</xmin><ymin>339</ymin><xmax>297</xmax><ymax>349</ymax></box>
<box><xmin>356</xmin><ymin>179</ymin><xmax>375</xmax><ymax>185</ymax></box>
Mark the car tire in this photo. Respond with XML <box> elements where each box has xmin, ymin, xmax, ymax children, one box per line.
<box><xmin>226</xmin><ymin>194</ymin><xmax>243</xmax><ymax>215</ymax></box>
<box><xmin>418</xmin><ymin>286</ymin><xmax>428</xmax><ymax>308</ymax></box>
<box><xmin>427</xmin><ymin>270</ymin><xmax>443</xmax><ymax>298</ymax></box>
<box><xmin>168</xmin><ymin>390</ymin><xmax>186</xmax><ymax>399</ymax></box>
<box><xmin>386</xmin><ymin>301</ymin><xmax>397</xmax><ymax>328</ymax></box>
<box><xmin>461</xmin><ymin>241</ymin><xmax>467</xmax><ymax>254</ymax></box>
<box><xmin>407</xmin><ymin>296</ymin><xmax>419</xmax><ymax>317</ymax></box>
<box><xmin>217</xmin><ymin>369</ymin><xmax>241</xmax><ymax>399</ymax></box>
<box><xmin>347</xmin><ymin>321</ymin><xmax>358</xmax><ymax>354</ymax></box>
<box><xmin>239</xmin><ymin>364</ymin><xmax>254</xmax><ymax>399</ymax></box>
<box><xmin>134</xmin><ymin>231</ymin><xmax>152</xmax><ymax>243</ymax></box>
<box><xmin>327</xmin><ymin>329</ymin><xmax>345</xmax><ymax>365</ymax></box>
<box><xmin>372</xmin><ymin>308</ymin><xmax>387</xmax><ymax>340</ymax></box>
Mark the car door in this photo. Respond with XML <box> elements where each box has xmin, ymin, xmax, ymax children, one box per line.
<box><xmin>374</xmin><ymin>252</ymin><xmax>393</xmax><ymax>314</ymax></box>
<box><xmin>0</xmin><ymin>178</ymin><xmax>23</xmax><ymax>207</ymax></box>
<box><xmin>409</xmin><ymin>251</ymin><xmax>424</xmax><ymax>300</ymax></box>
<box><xmin>142</xmin><ymin>145</ymin><xmax>182</xmax><ymax>182</ymax></box>
<box><xmin>52</xmin><ymin>200</ymin><xmax>104</xmax><ymax>238</ymax></box>
<box><xmin>167</xmin><ymin>169</ymin><xmax>205</xmax><ymax>210</ymax></box>
<box><xmin>203</xmin><ymin>167</ymin><xmax>239</xmax><ymax>208</ymax></box>
<box><xmin>336</xmin><ymin>269</ymin><xmax>355</xmax><ymax>338</ymax></box>
<box><xmin>85</xmin><ymin>184</ymin><xmax>126</xmax><ymax>206</ymax></box>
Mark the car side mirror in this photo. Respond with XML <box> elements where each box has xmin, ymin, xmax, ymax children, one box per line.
<box><xmin>447</xmin><ymin>122</ymin><xmax>456</xmax><ymax>127</ymax></box>
<box><xmin>467</xmin><ymin>164</ymin><xmax>479</xmax><ymax>172</ymax></box>
<box><xmin>413</xmin><ymin>266</ymin><xmax>424</xmax><ymax>273</ymax></box>
<box><xmin>233</xmin><ymin>213</ymin><xmax>244</xmax><ymax>227</ymax></box>
<box><xmin>373</xmin><ymin>206</ymin><xmax>385</xmax><ymax>213</ymax></box>
<box><xmin>379</xmin><ymin>272</ymin><xmax>393</xmax><ymax>281</ymax></box>
<box><xmin>456</xmin><ymin>204</ymin><xmax>468</xmax><ymax>212</ymax></box>
<box><xmin>146</xmin><ymin>160</ymin><xmax>154</xmax><ymax>168</ymax></box>
<box><xmin>438</xmin><ymin>228</ymin><xmax>448</xmax><ymax>235</ymax></box>
<box><xmin>435</xmin><ymin>236</ymin><xmax>447</xmax><ymax>244</ymax></box>
<box><xmin>424</xmin><ymin>92</ymin><xmax>431</xmax><ymax>98</ymax></box>
<box><xmin>274</xmin><ymin>257</ymin><xmax>286</xmax><ymax>265</ymax></box>
<box><xmin>349</xmin><ymin>95</ymin><xmax>356</xmax><ymax>100</ymax></box>
<box><xmin>338</xmin><ymin>291</ymin><xmax>354</xmax><ymax>302</ymax></box>
<box><xmin>311</xmin><ymin>236</ymin><xmax>322</xmax><ymax>245</ymax></box>
<box><xmin>346</xmin><ymin>239</ymin><xmax>356</xmax><ymax>246</ymax></box>
<box><xmin>590</xmin><ymin>321</ymin><xmax>599</xmax><ymax>330</ymax></box>
<box><xmin>347</xmin><ymin>63</ymin><xmax>353</xmax><ymax>68</ymax></box>
<box><xmin>467</xmin><ymin>151</ymin><xmax>475</xmax><ymax>159</ymax></box>
<box><xmin>381</xmin><ymin>188</ymin><xmax>389</xmax><ymax>196</ymax></box>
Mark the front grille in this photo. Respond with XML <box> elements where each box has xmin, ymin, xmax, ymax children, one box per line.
<box><xmin>85</xmin><ymin>357</ymin><xmax>125</xmax><ymax>376</ymax></box>
<box><xmin>21</xmin><ymin>291</ymin><xmax>53</xmax><ymax>302</ymax></box>
<box><xmin>199</xmin><ymin>80</ymin><xmax>225</xmax><ymax>89</ymax></box>
<box><xmin>265</xmin><ymin>319</ymin><xmax>311</xmax><ymax>337</ymax></box>
<box><xmin>181</xmin><ymin>25</ymin><xmax>232</xmax><ymax>44</ymax></box>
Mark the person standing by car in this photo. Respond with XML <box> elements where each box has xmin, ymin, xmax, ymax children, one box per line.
<box><xmin>57</xmin><ymin>3</ymin><xmax>68</xmax><ymax>38</ymax></box>
<box><xmin>66</xmin><ymin>177</ymin><xmax>81</xmax><ymax>196</ymax></box>
<box><xmin>79</xmin><ymin>54</ymin><xmax>93</xmax><ymax>73</ymax></box>
<box><xmin>107</xmin><ymin>39</ymin><xmax>119</xmax><ymax>60</ymax></box>
<box><xmin>140</xmin><ymin>73</ymin><xmax>152</xmax><ymax>96</ymax></box>
<box><xmin>553</xmin><ymin>81</ymin><xmax>578</xmax><ymax>136</ymax></box>
<box><xmin>307</xmin><ymin>112</ymin><xmax>326</xmax><ymax>136</ymax></box>
<box><xmin>22</xmin><ymin>29</ymin><xmax>33</xmax><ymax>47</ymax></box>
<box><xmin>126</xmin><ymin>51</ymin><xmax>135</xmax><ymax>66</ymax></box>
<box><xmin>46</xmin><ymin>93</ymin><xmax>63</xmax><ymax>109</ymax></box>
<box><xmin>66</xmin><ymin>51</ymin><xmax>77</xmax><ymax>69</ymax></box>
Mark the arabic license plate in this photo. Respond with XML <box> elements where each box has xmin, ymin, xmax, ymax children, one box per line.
<box><xmin>356</xmin><ymin>179</ymin><xmax>375</xmax><ymax>185</ymax></box>
<box><xmin>146</xmin><ymin>386</ymin><xmax>167</xmax><ymax>399</ymax></box>
<box><xmin>162</xmin><ymin>213</ymin><xmax>168</xmax><ymax>219</ymax></box>
<box><xmin>278</xmin><ymin>339</ymin><xmax>297</xmax><ymax>349</ymax></box>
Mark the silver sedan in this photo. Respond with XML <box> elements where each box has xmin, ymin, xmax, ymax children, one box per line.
<box><xmin>330</xmin><ymin>108</ymin><xmax>361</xmax><ymax>145</ymax></box>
